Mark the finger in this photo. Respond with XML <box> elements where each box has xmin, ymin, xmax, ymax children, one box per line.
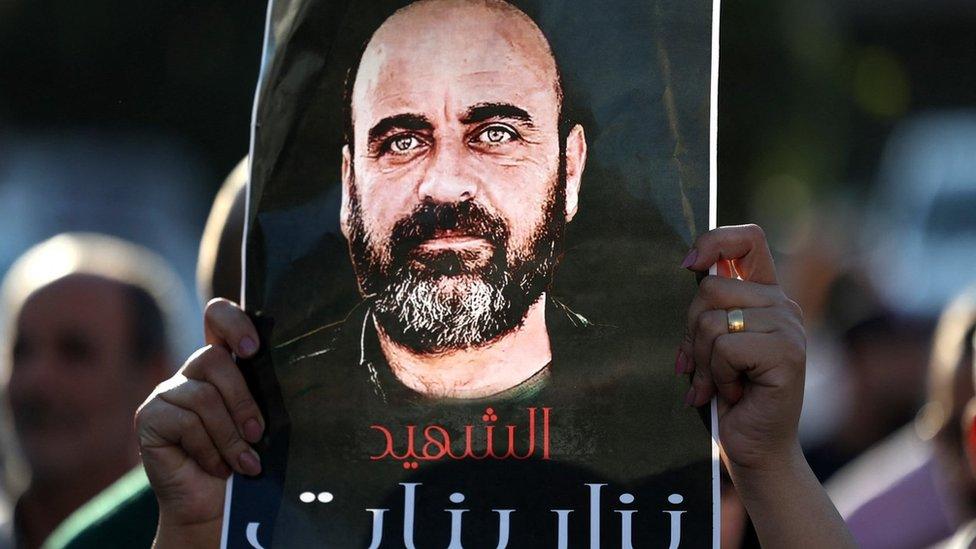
<box><xmin>677</xmin><ymin>276</ymin><xmax>779</xmax><ymax>374</ymax></box>
<box><xmin>686</xmin><ymin>306</ymin><xmax>800</xmax><ymax>407</ymax></box>
<box><xmin>687</xmin><ymin>276</ymin><xmax>778</xmax><ymax>327</ymax></box>
<box><xmin>173</xmin><ymin>407</ymin><xmax>235</xmax><ymax>479</ymax></box>
<box><xmin>182</xmin><ymin>345</ymin><xmax>265</xmax><ymax>443</ymax></box>
<box><xmin>691</xmin><ymin>308</ymin><xmax>786</xmax><ymax>404</ymax></box>
<box><xmin>136</xmin><ymin>398</ymin><xmax>231</xmax><ymax>479</ymax></box>
<box><xmin>687</xmin><ymin>355</ymin><xmax>716</xmax><ymax>408</ymax></box>
<box><xmin>158</xmin><ymin>378</ymin><xmax>262</xmax><ymax>477</ymax></box>
<box><xmin>692</xmin><ymin>307</ymin><xmax>781</xmax><ymax>381</ymax></box>
<box><xmin>682</xmin><ymin>225</ymin><xmax>777</xmax><ymax>285</ymax></box>
<box><xmin>204</xmin><ymin>298</ymin><xmax>259</xmax><ymax>357</ymax></box>
<box><xmin>709</xmin><ymin>332</ymin><xmax>805</xmax><ymax>402</ymax></box>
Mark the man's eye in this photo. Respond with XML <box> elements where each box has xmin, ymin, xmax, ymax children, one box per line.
<box><xmin>387</xmin><ymin>135</ymin><xmax>423</xmax><ymax>154</ymax></box>
<box><xmin>474</xmin><ymin>125</ymin><xmax>517</xmax><ymax>145</ymax></box>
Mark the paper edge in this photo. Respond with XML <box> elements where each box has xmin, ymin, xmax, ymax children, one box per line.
<box><xmin>709</xmin><ymin>0</ymin><xmax>723</xmax><ymax>546</ymax></box>
<box><xmin>219</xmin><ymin>0</ymin><xmax>276</xmax><ymax>545</ymax></box>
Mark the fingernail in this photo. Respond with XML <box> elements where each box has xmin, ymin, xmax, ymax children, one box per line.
<box><xmin>239</xmin><ymin>336</ymin><xmax>258</xmax><ymax>357</ymax></box>
<box><xmin>675</xmin><ymin>350</ymin><xmax>687</xmax><ymax>375</ymax></box>
<box><xmin>684</xmin><ymin>387</ymin><xmax>697</xmax><ymax>407</ymax></box>
<box><xmin>681</xmin><ymin>249</ymin><xmax>699</xmax><ymax>269</ymax></box>
<box><xmin>239</xmin><ymin>449</ymin><xmax>262</xmax><ymax>476</ymax></box>
<box><xmin>244</xmin><ymin>418</ymin><xmax>264</xmax><ymax>443</ymax></box>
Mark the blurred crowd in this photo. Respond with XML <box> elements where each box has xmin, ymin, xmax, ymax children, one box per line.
<box><xmin>0</xmin><ymin>0</ymin><xmax>974</xmax><ymax>548</ymax></box>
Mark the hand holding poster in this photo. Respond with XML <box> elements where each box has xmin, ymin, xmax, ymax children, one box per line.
<box><xmin>224</xmin><ymin>0</ymin><xmax>720</xmax><ymax>546</ymax></box>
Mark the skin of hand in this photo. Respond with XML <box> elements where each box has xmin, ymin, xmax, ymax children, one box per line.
<box><xmin>677</xmin><ymin>224</ymin><xmax>806</xmax><ymax>469</ymax></box>
<box><xmin>135</xmin><ymin>298</ymin><xmax>264</xmax><ymax>549</ymax></box>
<box><xmin>679</xmin><ymin>224</ymin><xmax>855</xmax><ymax>548</ymax></box>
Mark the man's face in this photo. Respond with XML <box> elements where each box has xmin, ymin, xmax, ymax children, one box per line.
<box><xmin>340</xmin><ymin>0</ymin><xmax>586</xmax><ymax>354</ymax></box>
<box><xmin>5</xmin><ymin>276</ymin><xmax>157</xmax><ymax>481</ymax></box>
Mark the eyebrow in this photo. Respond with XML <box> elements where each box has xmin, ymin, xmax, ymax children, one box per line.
<box><xmin>367</xmin><ymin>113</ymin><xmax>433</xmax><ymax>145</ymax></box>
<box><xmin>460</xmin><ymin>103</ymin><xmax>533</xmax><ymax>125</ymax></box>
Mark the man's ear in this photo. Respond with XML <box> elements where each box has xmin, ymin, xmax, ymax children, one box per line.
<box><xmin>340</xmin><ymin>145</ymin><xmax>353</xmax><ymax>240</ymax></box>
<box><xmin>564</xmin><ymin>124</ymin><xmax>587</xmax><ymax>223</ymax></box>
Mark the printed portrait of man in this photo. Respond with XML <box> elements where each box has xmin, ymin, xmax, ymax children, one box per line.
<box><xmin>227</xmin><ymin>0</ymin><xmax>715</xmax><ymax>545</ymax></box>
<box><xmin>330</xmin><ymin>0</ymin><xmax>589</xmax><ymax>401</ymax></box>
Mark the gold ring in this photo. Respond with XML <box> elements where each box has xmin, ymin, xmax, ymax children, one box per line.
<box><xmin>727</xmin><ymin>308</ymin><xmax>745</xmax><ymax>333</ymax></box>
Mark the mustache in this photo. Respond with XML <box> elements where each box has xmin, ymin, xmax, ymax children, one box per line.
<box><xmin>388</xmin><ymin>201</ymin><xmax>509</xmax><ymax>261</ymax></box>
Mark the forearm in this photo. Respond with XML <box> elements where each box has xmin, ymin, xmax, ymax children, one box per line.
<box><xmin>728</xmin><ymin>443</ymin><xmax>856</xmax><ymax>549</ymax></box>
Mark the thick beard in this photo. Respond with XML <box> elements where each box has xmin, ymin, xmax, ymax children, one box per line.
<box><xmin>346</xmin><ymin>166</ymin><xmax>566</xmax><ymax>355</ymax></box>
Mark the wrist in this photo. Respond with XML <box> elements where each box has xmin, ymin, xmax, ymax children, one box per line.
<box><xmin>154</xmin><ymin>515</ymin><xmax>222</xmax><ymax>549</ymax></box>
<box><xmin>726</xmin><ymin>439</ymin><xmax>806</xmax><ymax>482</ymax></box>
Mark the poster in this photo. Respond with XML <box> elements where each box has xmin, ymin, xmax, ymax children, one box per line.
<box><xmin>224</xmin><ymin>0</ymin><xmax>720</xmax><ymax>546</ymax></box>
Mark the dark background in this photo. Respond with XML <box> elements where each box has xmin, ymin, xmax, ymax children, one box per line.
<box><xmin>1</xmin><ymin>0</ymin><xmax>975</xmax><ymax>495</ymax></box>
<box><xmin>2</xmin><ymin>0</ymin><xmax>972</xmax><ymax>230</ymax></box>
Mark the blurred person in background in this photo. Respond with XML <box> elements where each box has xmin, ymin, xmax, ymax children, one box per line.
<box><xmin>0</xmin><ymin>234</ymin><xmax>179</xmax><ymax>549</ymax></box>
<box><xmin>195</xmin><ymin>158</ymin><xmax>247</xmax><ymax>308</ymax></box>
<box><xmin>827</xmin><ymin>286</ymin><xmax>976</xmax><ymax>548</ymax></box>
<box><xmin>802</xmin><ymin>274</ymin><xmax>933</xmax><ymax>481</ymax></box>
<box><xmin>801</xmin><ymin>110</ymin><xmax>976</xmax><ymax>487</ymax></box>
<box><xmin>43</xmin><ymin>159</ymin><xmax>248</xmax><ymax>549</ymax></box>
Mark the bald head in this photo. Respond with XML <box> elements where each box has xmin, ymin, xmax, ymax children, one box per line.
<box><xmin>343</xmin><ymin>0</ymin><xmax>566</xmax><ymax>153</ymax></box>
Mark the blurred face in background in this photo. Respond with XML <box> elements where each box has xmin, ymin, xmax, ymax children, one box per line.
<box><xmin>5</xmin><ymin>275</ymin><xmax>159</xmax><ymax>483</ymax></box>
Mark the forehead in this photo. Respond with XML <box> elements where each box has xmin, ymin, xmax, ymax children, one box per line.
<box><xmin>352</xmin><ymin>2</ymin><xmax>560</xmax><ymax>124</ymax></box>
<box><xmin>17</xmin><ymin>275</ymin><xmax>130</xmax><ymax>334</ymax></box>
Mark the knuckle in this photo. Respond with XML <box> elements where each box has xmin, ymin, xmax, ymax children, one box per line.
<box><xmin>203</xmin><ymin>344</ymin><xmax>233</xmax><ymax>362</ymax></box>
<box><xmin>218</xmin><ymin>427</ymin><xmax>243</xmax><ymax>452</ymax></box>
<box><xmin>179</xmin><ymin>348</ymin><xmax>205</xmax><ymax>373</ymax></box>
<box><xmin>134</xmin><ymin>401</ymin><xmax>156</xmax><ymax>433</ymax></box>
<box><xmin>703</xmin><ymin>310</ymin><xmax>725</xmax><ymax>338</ymax></box>
<box><xmin>744</xmin><ymin>223</ymin><xmax>766</xmax><ymax>241</ymax></box>
<box><xmin>772</xmin><ymin>298</ymin><xmax>805</xmax><ymax>333</ymax></box>
<box><xmin>783</xmin><ymin>338</ymin><xmax>805</xmax><ymax>367</ymax></box>
<box><xmin>204</xmin><ymin>297</ymin><xmax>233</xmax><ymax>318</ymax></box>
<box><xmin>183</xmin><ymin>345</ymin><xmax>232</xmax><ymax>375</ymax></box>
<box><xmin>204</xmin><ymin>451</ymin><xmax>226</xmax><ymax>473</ymax></box>
<box><xmin>194</xmin><ymin>381</ymin><xmax>222</xmax><ymax>406</ymax></box>
<box><xmin>206</xmin><ymin>298</ymin><xmax>247</xmax><ymax>330</ymax></box>
<box><xmin>231</xmin><ymin>395</ymin><xmax>258</xmax><ymax>417</ymax></box>
<box><xmin>176</xmin><ymin>408</ymin><xmax>201</xmax><ymax>432</ymax></box>
<box><xmin>694</xmin><ymin>311</ymin><xmax>715</xmax><ymax>341</ymax></box>
<box><xmin>698</xmin><ymin>275</ymin><xmax>720</xmax><ymax>300</ymax></box>
<box><xmin>713</xmin><ymin>334</ymin><xmax>733</xmax><ymax>357</ymax></box>
<box><xmin>786</xmin><ymin>298</ymin><xmax>804</xmax><ymax>321</ymax></box>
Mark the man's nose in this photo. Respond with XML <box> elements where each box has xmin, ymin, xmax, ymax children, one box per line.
<box><xmin>417</xmin><ymin>141</ymin><xmax>478</xmax><ymax>202</ymax></box>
